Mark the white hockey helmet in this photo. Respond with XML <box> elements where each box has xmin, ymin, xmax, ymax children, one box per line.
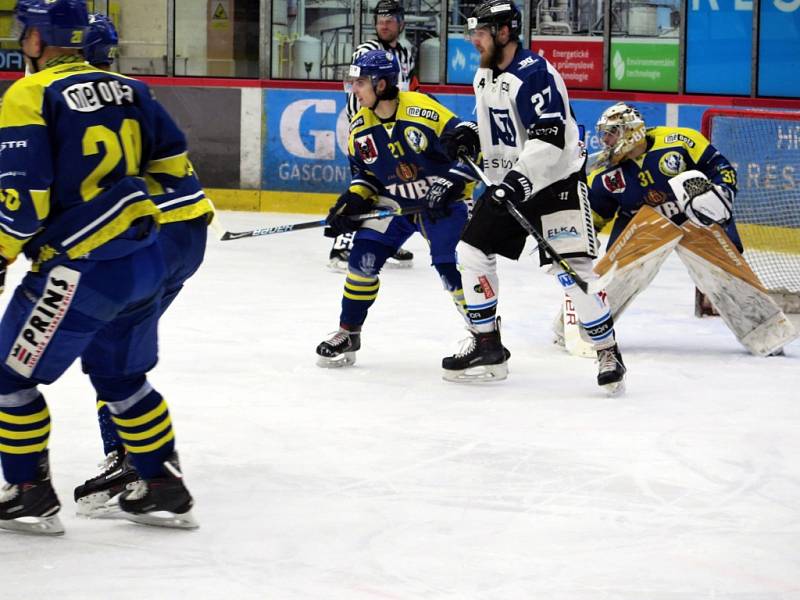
<box><xmin>596</xmin><ymin>102</ymin><xmax>646</xmax><ymax>164</ymax></box>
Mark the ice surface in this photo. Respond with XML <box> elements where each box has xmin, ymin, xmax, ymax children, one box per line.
<box><xmin>2</xmin><ymin>211</ymin><xmax>799</xmax><ymax>599</ymax></box>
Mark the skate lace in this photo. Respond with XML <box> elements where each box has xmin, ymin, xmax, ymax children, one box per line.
<box><xmin>96</xmin><ymin>450</ymin><xmax>121</xmax><ymax>474</ymax></box>
<box><xmin>325</xmin><ymin>330</ymin><xmax>350</xmax><ymax>347</ymax></box>
<box><xmin>598</xmin><ymin>347</ymin><xmax>620</xmax><ymax>373</ymax></box>
<box><xmin>452</xmin><ymin>335</ymin><xmax>478</xmax><ymax>359</ymax></box>
<box><xmin>0</xmin><ymin>483</ymin><xmax>19</xmax><ymax>502</ymax></box>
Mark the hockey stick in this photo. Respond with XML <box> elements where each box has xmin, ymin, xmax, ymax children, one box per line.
<box><xmin>217</xmin><ymin>205</ymin><xmax>426</xmax><ymax>241</ymax></box>
<box><xmin>464</xmin><ymin>156</ymin><xmax>616</xmax><ymax>295</ymax></box>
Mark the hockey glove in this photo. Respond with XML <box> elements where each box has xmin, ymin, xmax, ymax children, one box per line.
<box><xmin>479</xmin><ymin>170</ymin><xmax>533</xmax><ymax>215</ymax></box>
<box><xmin>325</xmin><ymin>191</ymin><xmax>374</xmax><ymax>237</ymax></box>
<box><xmin>440</xmin><ymin>121</ymin><xmax>481</xmax><ymax>162</ymax></box>
<box><xmin>424</xmin><ymin>176</ymin><xmax>465</xmax><ymax>222</ymax></box>
<box><xmin>669</xmin><ymin>170</ymin><xmax>733</xmax><ymax>227</ymax></box>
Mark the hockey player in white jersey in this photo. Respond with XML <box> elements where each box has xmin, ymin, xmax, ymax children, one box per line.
<box><xmin>436</xmin><ymin>0</ymin><xmax>626</xmax><ymax>393</ymax></box>
<box><xmin>329</xmin><ymin>0</ymin><xmax>417</xmax><ymax>272</ymax></box>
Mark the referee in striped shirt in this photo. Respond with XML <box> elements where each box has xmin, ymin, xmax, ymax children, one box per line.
<box><xmin>329</xmin><ymin>0</ymin><xmax>419</xmax><ymax>271</ymax></box>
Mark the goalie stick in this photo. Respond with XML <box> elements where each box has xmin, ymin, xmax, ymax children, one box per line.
<box><xmin>464</xmin><ymin>156</ymin><xmax>617</xmax><ymax>295</ymax></box>
<box><xmin>214</xmin><ymin>206</ymin><xmax>426</xmax><ymax>241</ymax></box>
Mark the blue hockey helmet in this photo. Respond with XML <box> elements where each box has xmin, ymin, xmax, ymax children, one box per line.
<box><xmin>347</xmin><ymin>49</ymin><xmax>400</xmax><ymax>90</ymax></box>
<box><xmin>14</xmin><ymin>0</ymin><xmax>89</xmax><ymax>48</ymax></box>
<box><xmin>83</xmin><ymin>13</ymin><xmax>118</xmax><ymax>66</ymax></box>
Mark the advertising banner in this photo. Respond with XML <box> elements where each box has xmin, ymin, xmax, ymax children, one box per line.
<box><xmin>609</xmin><ymin>38</ymin><xmax>679</xmax><ymax>92</ymax></box>
<box><xmin>446</xmin><ymin>36</ymin><xmax>480</xmax><ymax>85</ymax></box>
<box><xmin>0</xmin><ymin>50</ymin><xmax>24</xmax><ymax>72</ymax></box>
<box><xmin>759</xmin><ymin>0</ymin><xmax>800</xmax><ymax>97</ymax></box>
<box><xmin>531</xmin><ymin>36</ymin><xmax>603</xmax><ymax>89</ymax></box>
<box><xmin>686</xmin><ymin>0</ymin><xmax>751</xmax><ymax>95</ymax></box>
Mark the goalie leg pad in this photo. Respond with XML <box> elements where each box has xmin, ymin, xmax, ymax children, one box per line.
<box><xmin>676</xmin><ymin>222</ymin><xmax>799</xmax><ymax>356</ymax></box>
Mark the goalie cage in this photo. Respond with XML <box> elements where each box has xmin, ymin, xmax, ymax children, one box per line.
<box><xmin>702</xmin><ymin>108</ymin><xmax>800</xmax><ymax>317</ymax></box>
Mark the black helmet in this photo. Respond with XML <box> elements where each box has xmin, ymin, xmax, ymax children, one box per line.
<box><xmin>468</xmin><ymin>0</ymin><xmax>521</xmax><ymax>41</ymax></box>
<box><xmin>375</xmin><ymin>0</ymin><xmax>404</xmax><ymax>21</ymax></box>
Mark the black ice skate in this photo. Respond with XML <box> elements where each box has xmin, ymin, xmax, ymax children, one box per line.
<box><xmin>118</xmin><ymin>452</ymin><xmax>197</xmax><ymax>530</ymax></box>
<box><xmin>74</xmin><ymin>448</ymin><xmax>140</xmax><ymax>517</ymax></box>
<box><xmin>597</xmin><ymin>343</ymin><xmax>626</xmax><ymax>396</ymax></box>
<box><xmin>442</xmin><ymin>329</ymin><xmax>510</xmax><ymax>382</ymax></box>
<box><xmin>316</xmin><ymin>327</ymin><xmax>361</xmax><ymax>368</ymax></box>
<box><xmin>385</xmin><ymin>247</ymin><xmax>414</xmax><ymax>269</ymax></box>
<box><xmin>0</xmin><ymin>451</ymin><xmax>64</xmax><ymax>536</ymax></box>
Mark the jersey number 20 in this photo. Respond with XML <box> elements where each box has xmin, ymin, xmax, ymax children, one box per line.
<box><xmin>81</xmin><ymin>119</ymin><xmax>142</xmax><ymax>202</ymax></box>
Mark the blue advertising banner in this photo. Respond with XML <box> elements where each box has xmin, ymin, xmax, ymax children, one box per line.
<box><xmin>446</xmin><ymin>36</ymin><xmax>480</xmax><ymax>85</ymax></box>
<box><xmin>759</xmin><ymin>0</ymin><xmax>800</xmax><ymax>97</ymax></box>
<box><xmin>0</xmin><ymin>50</ymin><xmax>24</xmax><ymax>72</ymax></box>
<box><xmin>685</xmin><ymin>0</ymin><xmax>751</xmax><ymax>95</ymax></box>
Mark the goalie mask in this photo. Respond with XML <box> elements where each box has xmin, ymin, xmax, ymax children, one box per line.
<box><xmin>596</xmin><ymin>102</ymin><xmax>646</xmax><ymax>165</ymax></box>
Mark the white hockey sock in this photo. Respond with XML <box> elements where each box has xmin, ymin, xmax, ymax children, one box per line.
<box><xmin>457</xmin><ymin>241</ymin><xmax>499</xmax><ymax>333</ymax></box>
<box><xmin>552</xmin><ymin>257</ymin><xmax>615</xmax><ymax>349</ymax></box>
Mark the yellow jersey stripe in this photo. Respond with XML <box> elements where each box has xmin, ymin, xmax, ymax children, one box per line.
<box><xmin>112</xmin><ymin>399</ymin><xmax>168</xmax><ymax>428</ymax></box>
<box><xmin>124</xmin><ymin>429</ymin><xmax>175</xmax><ymax>454</ymax></box>
<box><xmin>0</xmin><ymin>407</ymin><xmax>49</xmax><ymax>426</ymax></box>
<box><xmin>0</xmin><ymin>423</ymin><xmax>51</xmax><ymax>440</ymax></box>
<box><xmin>117</xmin><ymin>415</ymin><xmax>172</xmax><ymax>442</ymax></box>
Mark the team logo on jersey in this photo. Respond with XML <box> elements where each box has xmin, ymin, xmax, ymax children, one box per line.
<box><xmin>517</xmin><ymin>56</ymin><xmax>538</xmax><ymax>70</ymax></box>
<box><xmin>395</xmin><ymin>162</ymin><xmax>418</xmax><ymax>182</ymax></box>
<box><xmin>664</xmin><ymin>133</ymin><xmax>695</xmax><ymax>148</ymax></box>
<box><xmin>645</xmin><ymin>189</ymin><xmax>668</xmax><ymax>207</ymax></box>
<box><xmin>602</xmin><ymin>168</ymin><xmax>626</xmax><ymax>194</ymax></box>
<box><xmin>658</xmin><ymin>152</ymin><xmax>686</xmax><ymax>177</ymax></box>
<box><xmin>488</xmin><ymin>108</ymin><xmax>517</xmax><ymax>147</ymax></box>
<box><xmin>62</xmin><ymin>79</ymin><xmax>135</xmax><ymax>113</ymax></box>
<box><xmin>354</xmin><ymin>134</ymin><xmax>379</xmax><ymax>164</ymax></box>
<box><xmin>406</xmin><ymin>107</ymin><xmax>440</xmax><ymax>122</ymax></box>
<box><xmin>404</xmin><ymin>126</ymin><xmax>428</xmax><ymax>153</ymax></box>
<box><xmin>349</xmin><ymin>116</ymin><xmax>365</xmax><ymax>132</ymax></box>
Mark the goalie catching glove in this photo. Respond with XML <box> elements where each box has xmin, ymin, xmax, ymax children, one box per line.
<box><xmin>325</xmin><ymin>191</ymin><xmax>375</xmax><ymax>237</ymax></box>
<box><xmin>668</xmin><ymin>170</ymin><xmax>733</xmax><ymax>228</ymax></box>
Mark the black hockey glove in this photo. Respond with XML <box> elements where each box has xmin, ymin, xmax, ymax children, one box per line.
<box><xmin>423</xmin><ymin>176</ymin><xmax>465</xmax><ymax>222</ymax></box>
<box><xmin>440</xmin><ymin>121</ymin><xmax>481</xmax><ymax>162</ymax></box>
<box><xmin>479</xmin><ymin>170</ymin><xmax>533</xmax><ymax>215</ymax></box>
<box><xmin>325</xmin><ymin>191</ymin><xmax>374</xmax><ymax>237</ymax></box>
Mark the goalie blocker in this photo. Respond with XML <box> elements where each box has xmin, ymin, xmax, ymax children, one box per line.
<box><xmin>592</xmin><ymin>206</ymin><xmax>798</xmax><ymax>356</ymax></box>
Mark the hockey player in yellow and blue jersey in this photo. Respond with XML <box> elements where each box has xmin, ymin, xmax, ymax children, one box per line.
<box><xmin>72</xmin><ymin>12</ymin><xmax>213</xmax><ymax>518</ymax></box>
<box><xmin>316</xmin><ymin>49</ymin><xmax>475</xmax><ymax>367</ymax></box>
<box><xmin>0</xmin><ymin>0</ymin><xmax>206</xmax><ymax>534</ymax></box>
<box><xmin>589</xmin><ymin>102</ymin><xmax>740</xmax><ymax>249</ymax></box>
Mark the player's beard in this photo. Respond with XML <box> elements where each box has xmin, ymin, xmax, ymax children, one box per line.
<box><xmin>479</xmin><ymin>40</ymin><xmax>504</xmax><ymax>69</ymax></box>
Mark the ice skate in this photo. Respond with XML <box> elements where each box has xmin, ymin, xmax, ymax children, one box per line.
<box><xmin>74</xmin><ymin>448</ymin><xmax>140</xmax><ymax>517</ymax></box>
<box><xmin>119</xmin><ymin>452</ymin><xmax>198</xmax><ymax>530</ymax></box>
<box><xmin>385</xmin><ymin>247</ymin><xmax>414</xmax><ymax>269</ymax></box>
<box><xmin>442</xmin><ymin>328</ymin><xmax>510</xmax><ymax>382</ymax></box>
<box><xmin>597</xmin><ymin>343</ymin><xmax>626</xmax><ymax>396</ymax></box>
<box><xmin>316</xmin><ymin>327</ymin><xmax>361</xmax><ymax>367</ymax></box>
<box><xmin>328</xmin><ymin>248</ymin><xmax>350</xmax><ymax>273</ymax></box>
<box><xmin>0</xmin><ymin>452</ymin><xmax>64</xmax><ymax>536</ymax></box>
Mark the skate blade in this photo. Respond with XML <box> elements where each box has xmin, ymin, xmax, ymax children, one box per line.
<box><xmin>123</xmin><ymin>509</ymin><xmax>199</xmax><ymax>530</ymax></box>
<box><xmin>601</xmin><ymin>379</ymin><xmax>626</xmax><ymax>397</ymax></box>
<box><xmin>327</xmin><ymin>259</ymin><xmax>348</xmax><ymax>273</ymax></box>
<box><xmin>0</xmin><ymin>514</ymin><xmax>65</xmax><ymax>536</ymax></box>
<box><xmin>442</xmin><ymin>362</ymin><xmax>508</xmax><ymax>383</ymax></box>
<box><xmin>316</xmin><ymin>352</ymin><xmax>356</xmax><ymax>368</ymax></box>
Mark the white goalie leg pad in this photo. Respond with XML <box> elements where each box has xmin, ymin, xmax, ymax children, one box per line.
<box><xmin>594</xmin><ymin>205</ymin><xmax>684</xmax><ymax>318</ymax></box>
<box><xmin>457</xmin><ymin>241</ymin><xmax>500</xmax><ymax>333</ymax></box>
<box><xmin>676</xmin><ymin>221</ymin><xmax>799</xmax><ymax>356</ymax></box>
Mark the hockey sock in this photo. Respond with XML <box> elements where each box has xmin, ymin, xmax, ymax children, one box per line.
<box><xmin>0</xmin><ymin>390</ymin><xmax>49</xmax><ymax>484</ymax></box>
<box><xmin>107</xmin><ymin>384</ymin><xmax>175</xmax><ymax>480</ymax></box>
<box><xmin>457</xmin><ymin>242</ymin><xmax>499</xmax><ymax>333</ymax></box>
<box><xmin>553</xmin><ymin>258</ymin><xmax>616</xmax><ymax>348</ymax></box>
<box><xmin>435</xmin><ymin>262</ymin><xmax>468</xmax><ymax>321</ymax></box>
<box><xmin>339</xmin><ymin>239</ymin><xmax>392</xmax><ymax>327</ymax></box>
<box><xmin>96</xmin><ymin>400</ymin><xmax>124</xmax><ymax>455</ymax></box>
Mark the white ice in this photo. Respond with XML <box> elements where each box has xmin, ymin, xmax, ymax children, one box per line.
<box><xmin>2</xmin><ymin>210</ymin><xmax>800</xmax><ymax>600</ymax></box>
